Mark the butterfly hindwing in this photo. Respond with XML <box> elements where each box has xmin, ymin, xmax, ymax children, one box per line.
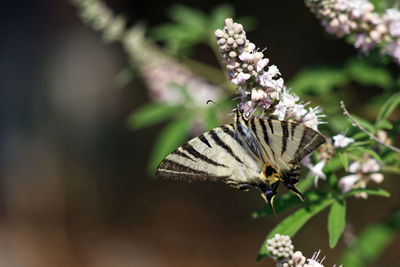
<box><xmin>242</xmin><ymin>116</ymin><xmax>325</xmax><ymax>172</ymax></box>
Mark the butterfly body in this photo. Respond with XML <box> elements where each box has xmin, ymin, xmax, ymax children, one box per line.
<box><xmin>156</xmin><ymin>110</ymin><xmax>325</xmax><ymax>209</ymax></box>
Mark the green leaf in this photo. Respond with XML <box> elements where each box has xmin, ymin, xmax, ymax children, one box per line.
<box><xmin>252</xmin><ymin>194</ymin><xmax>302</xmax><ymax>218</ymax></box>
<box><xmin>288</xmin><ymin>67</ymin><xmax>348</xmax><ymax>94</ymax></box>
<box><xmin>208</xmin><ymin>4</ymin><xmax>234</xmax><ymax>35</ymax></box>
<box><xmin>359</xmin><ymin>148</ymin><xmax>383</xmax><ymax>164</ymax></box>
<box><xmin>340</xmin><ymin>223</ymin><xmax>395</xmax><ymax>267</ymax></box>
<box><xmin>257</xmin><ymin>197</ymin><xmax>334</xmax><ymax>261</ymax></box>
<box><xmin>349</xmin><ymin>114</ymin><xmax>376</xmax><ymax>134</ymax></box>
<box><xmin>374</xmin><ymin>119</ymin><xmax>393</xmax><ymax>130</ymax></box>
<box><xmin>252</xmin><ymin>191</ymin><xmax>329</xmax><ymax>218</ymax></box>
<box><xmin>351</xmin><ymin>132</ymin><xmax>368</xmax><ymax>140</ymax></box>
<box><xmin>345</xmin><ymin>58</ymin><xmax>393</xmax><ymax>88</ymax></box>
<box><xmin>344</xmin><ymin>188</ymin><xmax>390</xmax><ymax>198</ymax></box>
<box><xmin>148</xmin><ymin>116</ymin><xmax>193</xmax><ymax>173</ymax></box>
<box><xmin>297</xmin><ymin>175</ymin><xmax>315</xmax><ymax>192</ymax></box>
<box><xmin>328</xmin><ymin>198</ymin><xmax>346</xmax><ymax>248</ymax></box>
<box><xmin>168</xmin><ymin>5</ymin><xmax>206</xmax><ymax>33</ymax></box>
<box><xmin>127</xmin><ymin>103</ymin><xmax>182</xmax><ymax>130</ymax></box>
<box><xmin>338</xmin><ymin>152</ymin><xmax>349</xmax><ymax>172</ymax></box>
<box><xmin>346</xmin><ymin>147</ymin><xmax>383</xmax><ymax>164</ymax></box>
<box><xmin>376</xmin><ymin>92</ymin><xmax>400</xmax><ymax>122</ymax></box>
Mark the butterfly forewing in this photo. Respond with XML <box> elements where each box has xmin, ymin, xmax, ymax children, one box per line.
<box><xmin>156</xmin><ymin>124</ymin><xmax>264</xmax><ymax>185</ymax></box>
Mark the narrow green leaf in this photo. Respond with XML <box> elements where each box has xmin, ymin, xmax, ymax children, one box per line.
<box><xmin>252</xmin><ymin>191</ymin><xmax>328</xmax><ymax>218</ymax></box>
<box><xmin>257</xmin><ymin>198</ymin><xmax>334</xmax><ymax>261</ymax></box>
<box><xmin>359</xmin><ymin>148</ymin><xmax>383</xmax><ymax>164</ymax></box>
<box><xmin>350</xmin><ymin>114</ymin><xmax>376</xmax><ymax>134</ymax></box>
<box><xmin>351</xmin><ymin>132</ymin><xmax>368</xmax><ymax>140</ymax></box>
<box><xmin>345</xmin><ymin>58</ymin><xmax>393</xmax><ymax>88</ymax></box>
<box><xmin>209</xmin><ymin>4</ymin><xmax>234</xmax><ymax>33</ymax></box>
<box><xmin>347</xmin><ymin>140</ymin><xmax>370</xmax><ymax>147</ymax></box>
<box><xmin>340</xmin><ymin>223</ymin><xmax>395</xmax><ymax>267</ymax></box>
<box><xmin>127</xmin><ymin>103</ymin><xmax>181</xmax><ymax>130</ymax></box>
<box><xmin>382</xmin><ymin>165</ymin><xmax>400</xmax><ymax>175</ymax></box>
<box><xmin>148</xmin><ymin>116</ymin><xmax>193</xmax><ymax>173</ymax></box>
<box><xmin>377</xmin><ymin>92</ymin><xmax>400</xmax><ymax>121</ymax></box>
<box><xmin>374</xmin><ymin>119</ymin><xmax>393</xmax><ymax>130</ymax></box>
<box><xmin>252</xmin><ymin>194</ymin><xmax>302</xmax><ymax>218</ymax></box>
<box><xmin>328</xmin><ymin>199</ymin><xmax>346</xmax><ymax>248</ymax></box>
<box><xmin>297</xmin><ymin>175</ymin><xmax>315</xmax><ymax>192</ymax></box>
<box><xmin>288</xmin><ymin>67</ymin><xmax>348</xmax><ymax>94</ymax></box>
<box><xmin>346</xmin><ymin>147</ymin><xmax>382</xmax><ymax>164</ymax></box>
<box><xmin>344</xmin><ymin>188</ymin><xmax>390</xmax><ymax>198</ymax></box>
<box><xmin>338</xmin><ymin>152</ymin><xmax>349</xmax><ymax>172</ymax></box>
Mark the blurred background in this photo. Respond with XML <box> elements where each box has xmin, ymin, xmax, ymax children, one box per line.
<box><xmin>1</xmin><ymin>0</ymin><xmax>399</xmax><ymax>266</ymax></box>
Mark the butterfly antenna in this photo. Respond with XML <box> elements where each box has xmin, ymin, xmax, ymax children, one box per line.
<box><xmin>206</xmin><ymin>99</ymin><xmax>232</xmax><ymax>113</ymax></box>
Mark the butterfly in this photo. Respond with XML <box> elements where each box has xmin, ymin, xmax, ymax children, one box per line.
<box><xmin>156</xmin><ymin>109</ymin><xmax>325</xmax><ymax>210</ymax></box>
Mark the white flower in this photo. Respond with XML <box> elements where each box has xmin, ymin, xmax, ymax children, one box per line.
<box><xmin>305</xmin><ymin>250</ymin><xmax>325</xmax><ymax>267</ymax></box>
<box><xmin>239</xmin><ymin>51</ymin><xmax>254</xmax><ymax>61</ymax></box>
<box><xmin>292</xmin><ymin>103</ymin><xmax>307</xmax><ymax>118</ymax></box>
<box><xmin>251</xmin><ymin>88</ymin><xmax>267</xmax><ymax>102</ymax></box>
<box><xmin>231</xmin><ymin>72</ymin><xmax>251</xmax><ymax>85</ymax></box>
<box><xmin>339</xmin><ymin>174</ymin><xmax>360</xmax><ymax>193</ymax></box>
<box><xmin>361</xmin><ymin>158</ymin><xmax>380</xmax><ymax>173</ymax></box>
<box><xmin>281</xmin><ymin>89</ymin><xmax>299</xmax><ymax>109</ymax></box>
<box><xmin>256</xmin><ymin>58</ymin><xmax>269</xmax><ymax>72</ymax></box>
<box><xmin>339</xmin><ymin>154</ymin><xmax>384</xmax><ymax>196</ymax></box>
<box><xmin>272</xmin><ymin>101</ymin><xmax>287</xmax><ymax>120</ymax></box>
<box><xmin>311</xmin><ymin>161</ymin><xmax>327</xmax><ymax>186</ymax></box>
<box><xmin>385</xmin><ymin>41</ymin><xmax>400</xmax><ymax>64</ymax></box>
<box><xmin>333</xmin><ymin>134</ymin><xmax>354</xmax><ymax>147</ymax></box>
<box><xmin>302</xmin><ymin>157</ymin><xmax>327</xmax><ymax>187</ymax></box>
<box><xmin>267</xmin><ymin>65</ymin><xmax>280</xmax><ymax>77</ymax></box>
<box><xmin>303</xmin><ymin>106</ymin><xmax>326</xmax><ymax>131</ymax></box>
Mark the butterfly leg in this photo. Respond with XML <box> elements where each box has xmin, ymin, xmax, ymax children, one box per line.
<box><xmin>259</xmin><ymin>181</ymin><xmax>279</xmax><ymax>212</ymax></box>
<box><xmin>238</xmin><ymin>183</ymin><xmax>250</xmax><ymax>191</ymax></box>
<box><xmin>226</xmin><ymin>179</ymin><xmax>251</xmax><ymax>191</ymax></box>
<box><xmin>281</xmin><ymin>166</ymin><xmax>305</xmax><ymax>201</ymax></box>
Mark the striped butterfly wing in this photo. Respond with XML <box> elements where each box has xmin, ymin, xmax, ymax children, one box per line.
<box><xmin>247</xmin><ymin>118</ymin><xmax>325</xmax><ymax>172</ymax></box>
<box><xmin>156</xmin><ymin>124</ymin><xmax>265</xmax><ymax>187</ymax></box>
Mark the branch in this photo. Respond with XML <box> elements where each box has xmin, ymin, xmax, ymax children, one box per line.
<box><xmin>340</xmin><ymin>101</ymin><xmax>400</xmax><ymax>153</ymax></box>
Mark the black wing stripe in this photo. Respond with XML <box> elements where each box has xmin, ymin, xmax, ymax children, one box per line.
<box><xmin>259</xmin><ymin>119</ymin><xmax>276</xmax><ymax>160</ymax></box>
<box><xmin>259</xmin><ymin>119</ymin><xmax>270</xmax><ymax>146</ymax></box>
<box><xmin>290</xmin><ymin>128</ymin><xmax>325</xmax><ymax>164</ymax></box>
<box><xmin>290</xmin><ymin>123</ymin><xmax>297</xmax><ymax>139</ymax></box>
<box><xmin>157</xmin><ymin>160</ymin><xmax>229</xmax><ymax>182</ymax></box>
<box><xmin>209</xmin><ymin>129</ymin><xmax>244</xmax><ymax>164</ymax></box>
<box><xmin>281</xmin><ymin>121</ymin><xmax>289</xmax><ymax>155</ymax></box>
<box><xmin>220</xmin><ymin>125</ymin><xmax>244</xmax><ymax>148</ymax></box>
<box><xmin>158</xmin><ymin>159</ymin><xmax>211</xmax><ymax>176</ymax></box>
<box><xmin>172</xmin><ymin>150</ymin><xmax>195</xmax><ymax>162</ymax></box>
<box><xmin>267</xmin><ymin>119</ymin><xmax>274</xmax><ymax>134</ymax></box>
<box><xmin>182</xmin><ymin>143</ymin><xmax>228</xmax><ymax>168</ymax></box>
<box><xmin>198</xmin><ymin>134</ymin><xmax>212</xmax><ymax>148</ymax></box>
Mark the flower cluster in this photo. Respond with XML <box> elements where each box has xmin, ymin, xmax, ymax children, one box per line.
<box><xmin>303</xmin><ymin>133</ymin><xmax>355</xmax><ymax>186</ymax></box>
<box><xmin>215</xmin><ymin>19</ymin><xmax>325</xmax><ymax>131</ymax></box>
<box><xmin>339</xmin><ymin>153</ymin><xmax>384</xmax><ymax>198</ymax></box>
<box><xmin>305</xmin><ymin>0</ymin><xmax>400</xmax><ymax>64</ymax></box>
<box><xmin>122</xmin><ymin>27</ymin><xmax>222</xmax><ymax>106</ymax></box>
<box><xmin>71</xmin><ymin>0</ymin><xmax>126</xmax><ymax>43</ymax></box>
<box><xmin>71</xmin><ymin>0</ymin><xmax>223</xmax><ymax>107</ymax></box>
<box><xmin>267</xmin><ymin>234</ymin><xmax>341</xmax><ymax>267</ymax></box>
